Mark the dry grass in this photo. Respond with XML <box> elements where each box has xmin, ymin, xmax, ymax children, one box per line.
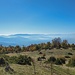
<box><xmin>0</xmin><ymin>48</ymin><xmax>75</xmax><ymax>75</ymax></box>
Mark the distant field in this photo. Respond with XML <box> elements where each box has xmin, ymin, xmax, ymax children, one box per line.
<box><xmin>6</xmin><ymin>48</ymin><xmax>75</xmax><ymax>58</ymax></box>
<box><xmin>0</xmin><ymin>48</ymin><xmax>75</xmax><ymax>75</ymax></box>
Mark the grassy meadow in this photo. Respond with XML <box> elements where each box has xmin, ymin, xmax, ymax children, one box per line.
<box><xmin>0</xmin><ymin>48</ymin><xmax>75</xmax><ymax>75</ymax></box>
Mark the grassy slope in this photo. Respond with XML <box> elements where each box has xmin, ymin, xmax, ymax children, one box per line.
<box><xmin>0</xmin><ymin>63</ymin><xmax>75</xmax><ymax>75</ymax></box>
<box><xmin>0</xmin><ymin>48</ymin><xmax>75</xmax><ymax>75</ymax></box>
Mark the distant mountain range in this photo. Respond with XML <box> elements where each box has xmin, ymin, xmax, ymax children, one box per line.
<box><xmin>0</xmin><ymin>34</ymin><xmax>75</xmax><ymax>46</ymax></box>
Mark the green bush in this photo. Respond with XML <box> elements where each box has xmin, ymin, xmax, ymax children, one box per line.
<box><xmin>0</xmin><ymin>54</ymin><xmax>33</xmax><ymax>65</ymax></box>
<box><xmin>68</xmin><ymin>53</ymin><xmax>73</xmax><ymax>55</ymax></box>
<box><xmin>0</xmin><ymin>58</ymin><xmax>5</xmax><ymax>66</ymax></box>
<box><xmin>8</xmin><ymin>56</ymin><xmax>18</xmax><ymax>63</ymax></box>
<box><xmin>0</xmin><ymin>54</ymin><xmax>10</xmax><ymax>63</ymax></box>
<box><xmin>55</xmin><ymin>58</ymin><xmax>62</xmax><ymax>65</ymax></box>
<box><xmin>55</xmin><ymin>57</ymin><xmax>66</xmax><ymax>65</ymax></box>
<box><xmin>65</xmin><ymin>56</ymin><xmax>70</xmax><ymax>58</ymax></box>
<box><xmin>72</xmin><ymin>47</ymin><xmax>75</xmax><ymax>50</ymax></box>
<box><xmin>48</xmin><ymin>56</ymin><xmax>56</xmax><ymax>63</ymax></box>
<box><xmin>67</xmin><ymin>58</ymin><xmax>75</xmax><ymax>67</ymax></box>
<box><xmin>60</xmin><ymin>58</ymin><xmax>66</xmax><ymax>64</ymax></box>
<box><xmin>0</xmin><ymin>55</ymin><xmax>18</xmax><ymax>64</ymax></box>
<box><xmin>17</xmin><ymin>55</ymin><xmax>32</xmax><ymax>65</ymax></box>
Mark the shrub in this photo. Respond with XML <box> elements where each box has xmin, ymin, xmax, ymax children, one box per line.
<box><xmin>59</xmin><ymin>58</ymin><xmax>66</xmax><ymax>64</ymax></box>
<box><xmin>41</xmin><ymin>56</ymin><xmax>46</xmax><ymax>59</ymax></box>
<box><xmin>65</xmin><ymin>56</ymin><xmax>70</xmax><ymax>58</ymax></box>
<box><xmin>17</xmin><ymin>55</ymin><xmax>32</xmax><ymax>65</ymax></box>
<box><xmin>55</xmin><ymin>58</ymin><xmax>62</xmax><ymax>65</ymax></box>
<box><xmin>3</xmin><ymin>55</ymin><xmax>10</xmax><ymax>61</ymax></box>
<box><xmin>39</xmin><ymin>52</ymin><xmax>43</xmax><ymax>54</ymax></box>
<box><xmin>72</xmin><ymin>47</ymin><xmax>75</xmax><ymax>50</ymax></box>
<box><xmin>48</xmin><ymin>56</ymin><xmax>56</xmax><ymax>63</ymax></box>
<box><xmin>0</xmin><ymin>58</ymin><xmax>5</xmax><ymax>66</ymax></box>
<box><xmin>68</xmin><ymin>53</ymin><xmax>73</xmax><ymax>55</ymax></box>
<box><xmin>55</xmin><ymin>57</ymin><xmax>66</xmax><ymax>65</ymax></box>
<box><xmin>67</xmin><ymin>57</ymin><xmax>75</xmax><ymax>67</ymax></box>
<box><xmin>37</xmin><ymin>57</ymin><xmax>42</xmax><ymax>61</ymax></box>
<box><xmin>37</xmin><ymin>56</ymin><xmax>46</xmax><ymax>61</ymax></box>
<box><xmin>8</xmin><ymin>56</ymin><xmax>18</xmax><ymax>63</ymax></box>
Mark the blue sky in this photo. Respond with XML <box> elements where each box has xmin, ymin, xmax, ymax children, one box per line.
<box><xmin>0</xmin><ymin>0</ymin><xmax>75</xmax><ymax>35</ymax></box>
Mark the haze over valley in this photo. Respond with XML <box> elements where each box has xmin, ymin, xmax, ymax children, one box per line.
<box><xmin>0</xmin><ymin>34</ymin><xmax>75</xmax><ymax>46</ymax></box>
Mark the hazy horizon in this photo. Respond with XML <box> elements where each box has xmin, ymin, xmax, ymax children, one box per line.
<box><xmin>0</xmin><ymin>33</ymin><xmax>75</xmax><ymax>46</ymax></box>
<box><xmin>0</xmin><ymin>33</ymin><xmax>75</xmax><ymax>36</ymax></box>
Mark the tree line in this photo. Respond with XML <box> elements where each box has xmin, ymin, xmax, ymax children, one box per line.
<box><xmin>0</xmin><ymin>37</ymin><xmax>75</xmax><ymax>54</ymax></box>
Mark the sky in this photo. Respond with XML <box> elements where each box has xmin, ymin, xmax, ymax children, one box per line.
<box><xmin>0</xmin><ymin>0</ymin><xmax>75</xmax><ymax>35</ymax></box>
